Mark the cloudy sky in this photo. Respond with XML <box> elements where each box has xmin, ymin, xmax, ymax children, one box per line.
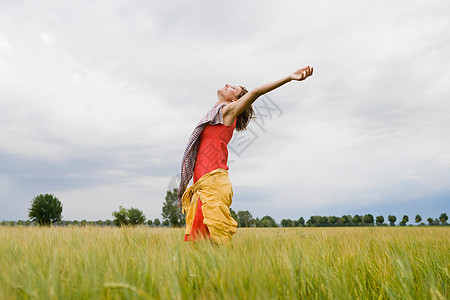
<box><xmin>1</xmin><ymin>0</ymin><xmax>449</xmax><ymax>223</ymax></box>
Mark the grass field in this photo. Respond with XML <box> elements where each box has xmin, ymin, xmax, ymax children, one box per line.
<box><xmin>0</xmin><ymin>226</ymin><xmax>448</xmax><ymax>299</ymax></box>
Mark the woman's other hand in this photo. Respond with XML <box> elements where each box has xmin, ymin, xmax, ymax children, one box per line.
<box><xmin>290</xmin><ymin>66</ymin><xmax>313</xmax><ymax>81</ymax></box>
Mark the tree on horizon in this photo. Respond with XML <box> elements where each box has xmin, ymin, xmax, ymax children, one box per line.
<box><xmin>388</xmin><ymin>215</ymin><xmax>396</xmax><ymax>226</ymax></box>
<box><xmin>162</xmin><ymin>188</ymin><xmax>185</xmax><ymax>227</ymax></box>
<box><xmin>415</xmin><ymin>214</ymin><xmax>422</xmax><ymax>224</ymax></box>
<box><xmin>28</xmin><ymin>194</ymin><xmax>63</xmax><ymax>226</ymax></box>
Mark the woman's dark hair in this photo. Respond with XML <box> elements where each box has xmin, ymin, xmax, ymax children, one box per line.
<box><xmin>235</xmin><ymin>86</ymin><xmax>256</xmax><ymax>131</ymax></box>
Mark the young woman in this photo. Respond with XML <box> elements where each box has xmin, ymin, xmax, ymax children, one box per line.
<box><xmin>179</xmin><ymin>66</ymin><xmax>313</xmax><ymax>244</ymax></box>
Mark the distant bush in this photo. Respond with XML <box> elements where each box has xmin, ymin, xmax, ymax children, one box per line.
<box><xmin>112</xmin><ymin>206</ymin><xmax>146</xmax><ymax>227</ymax></box>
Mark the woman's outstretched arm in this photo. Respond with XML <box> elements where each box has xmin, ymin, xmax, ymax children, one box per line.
<box><xmin>225</xmin><ymin>66</ymin><xmax>313</xmax><ymax>118</ymax></box>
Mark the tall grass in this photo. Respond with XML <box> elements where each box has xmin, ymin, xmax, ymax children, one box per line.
<box><xmin>0</xmin><ymin>226</ymin><xmax>448</xmax><ymax>299</ymax></box>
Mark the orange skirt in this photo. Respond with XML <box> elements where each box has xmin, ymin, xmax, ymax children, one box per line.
<box><xmin>184</xmin><ymin>197</ymin><xmax>210</xmax><ymax>241</ymax></box>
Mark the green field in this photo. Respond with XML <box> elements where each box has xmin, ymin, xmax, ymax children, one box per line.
<box><xmin>0</xmin><ymin>226</ymin><xmax>448</xmax><ymax>299</ymax></box>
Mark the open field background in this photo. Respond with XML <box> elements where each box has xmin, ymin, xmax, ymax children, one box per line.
<box><xmin>0</xmin><ymin>227</ymin><xmax>448</xmax><ymax>299</ymax></box>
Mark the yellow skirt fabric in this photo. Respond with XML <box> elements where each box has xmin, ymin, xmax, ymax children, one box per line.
<box><xmin>182</xmin><ymin>168</ymin><xmax>238</xmax><ymax>244</ymax></box>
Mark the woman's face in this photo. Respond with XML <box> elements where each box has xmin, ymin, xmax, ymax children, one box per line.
<box><xmin>217</xmin><ymin>84</ymin><xmax>243</xmax><ymax>102</ymax></box>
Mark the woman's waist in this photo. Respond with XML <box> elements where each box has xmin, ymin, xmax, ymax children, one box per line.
<box><xmin>194</xmin><ymin>163</ymin><xmax>229</xmax><ymax>182</ymax></box>
<box><xmin>190</xmin><ymin>169</ymin><xmax>232</xmax><ymax>195</ymax></box>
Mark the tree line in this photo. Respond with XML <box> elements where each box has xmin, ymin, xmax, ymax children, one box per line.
<box><xmin>279</xmin><ymin>213</ymin><xmax>449</xmax><ymax>227</ymax></box>
<box><xmin>1</xmin><ymin>191</ymin><xmax>448</xmax><ymax>227</ymax></box>
<box><xmin>227</xmin><ymin>210</ymin><xmax>449</xmax><ymax>228</ymax></box>
<box><xmin>162</xmin><ymin>189</ymin><xmax>448</xmax><ymax>227</ymax></box>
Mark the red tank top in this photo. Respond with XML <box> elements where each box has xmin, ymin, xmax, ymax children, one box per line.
<box><xmin>193</xmin><ymin>117</ymin><xmax>236</xmax><ymax>183</ymax></box>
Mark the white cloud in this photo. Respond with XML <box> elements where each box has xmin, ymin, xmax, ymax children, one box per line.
<box><xmin>0</xmin><ymin>35</ymin><xmax>12</xmax><ymax>52</ymax></box>
<box><xmin>55</xmin><ymin>174</ymin><xmax>168</xmax><ymax>221</ymax></box>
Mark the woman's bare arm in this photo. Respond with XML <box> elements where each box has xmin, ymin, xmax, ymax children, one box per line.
<box><xmin>225</xmin><ymin>66</ymin><xmax>313</xmax><ymax>118</ymax></box>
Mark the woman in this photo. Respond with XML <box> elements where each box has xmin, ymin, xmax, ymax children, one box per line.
<box><xmin>179</xmin><ymin>66</ymin><xmax>313</xmax><ymax>244</ymax></box>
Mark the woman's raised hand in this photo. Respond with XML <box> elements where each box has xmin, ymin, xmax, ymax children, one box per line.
<box><xmin>290</xmin><ymin>66</ymin><xmax>313</xmax><ymax>81</ymax></box>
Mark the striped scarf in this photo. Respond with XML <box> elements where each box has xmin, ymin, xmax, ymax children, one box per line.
<box><xmin>178</xmin><ymin>102</ymin><xmax>228</xmax><ymax>205</ymax></box>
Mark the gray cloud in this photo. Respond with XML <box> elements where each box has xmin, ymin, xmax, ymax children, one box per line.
<box><xmin>1</xmin><ymin>0</ymin><xmax>449</xmax><ymax>221</ymax></box>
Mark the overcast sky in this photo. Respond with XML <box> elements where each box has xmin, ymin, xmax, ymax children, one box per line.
<box><xmin>1</xmin><ymin>0</ymin><xmax>449</xmax><ymax>223</ymax></box>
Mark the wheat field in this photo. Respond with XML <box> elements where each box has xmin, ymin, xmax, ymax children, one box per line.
<box><xmin>0</xmin><ymin>226</ymin><xmax>448</xmax><ymax>299</ymax></box>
